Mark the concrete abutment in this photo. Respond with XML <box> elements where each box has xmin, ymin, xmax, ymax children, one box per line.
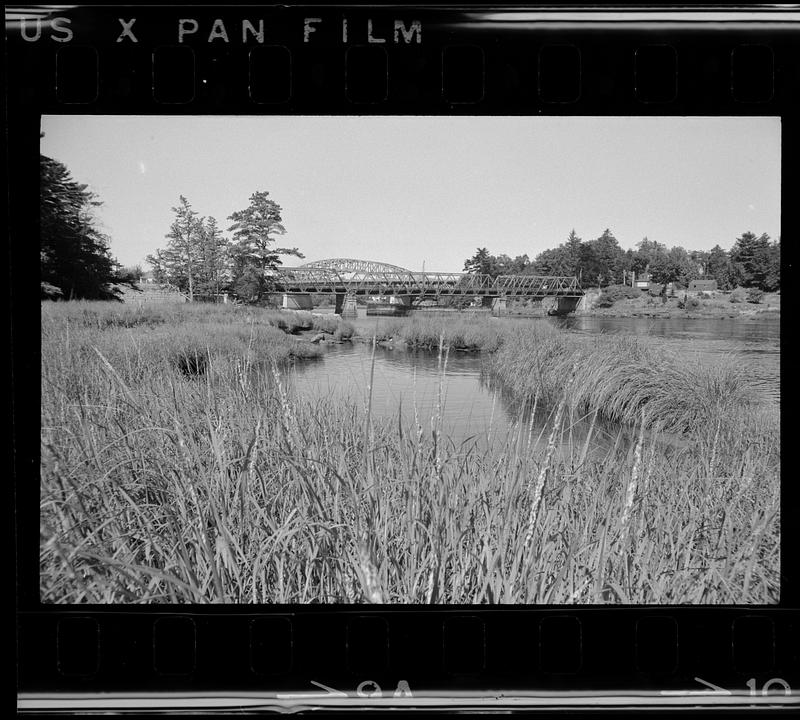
<box><xmin>335</xmin><ymin>292</ymin><xmax>358</xmax><ymax>318</ymax></box>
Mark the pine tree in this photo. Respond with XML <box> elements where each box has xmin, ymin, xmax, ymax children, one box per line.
<box><xmin>730</xmin><ymin>231</ymin><xmax>776</xmax><ymax>290</ymax></box>
<box><xmin>40</xmin><ymin>154</ymin><xmax>124</xmax><ymax>300</ymax></box>
<box><xmin>196</xmin><ymin>216</ymin><xmax>229</xmax><ymax>297</ymax></box>
<box><xmin>146</xmin><ymin>196</ymin><xmax>204</xmax><ymax>299</ymax></box>
<box><xmin>227</xmin><ymin>191</ymin><xmax>303</xmax><ymax>301</ymax></box>
<box><xmin>563</xmin><ymin>229</ymin><xmax>584</xmax><ymax>277</ymax></box>
<box><xmin>582</xmin><ymin>229</ymin><xmax>626</xmax><ymax>287</ymax></box>
<box><xmin>463</xmin><ymin>247</ymin><xmax>492</xmax><ymax>275</ymax></box>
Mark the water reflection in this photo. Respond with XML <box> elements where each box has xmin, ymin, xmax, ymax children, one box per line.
<box><xmin>286</xmin><ymin>343</ymin><xmax>512</xmax><ymax>446</ymax></box>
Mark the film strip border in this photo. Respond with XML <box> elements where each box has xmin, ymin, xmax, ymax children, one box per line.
<box><xmin>18</xmin><ymin>610</ymin><xmax>799</xmax><ymax>700</ymax></box>
<box><xmin>5</xmin><ymin>8</ymin><xmax>799</xmax><ymax>112</ymax></box>
<box><xmin>11</xmin><ymin>6</ymin><xmax>799</xmax><ymax>712</ymax></box>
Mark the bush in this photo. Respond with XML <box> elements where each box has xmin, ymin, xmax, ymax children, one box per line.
<box><xmin>729</xmin><ymin>288</ymin><xmax>747</xmax><ymax>304</ymax></box>
<box><xmin>677</xmin><ymin>294</ymin><xmax>700</xmax><ymax>310</ymax></box>
<box><xmin>746</xmin><ymin>288</ymin><xmax>764</xmax><ymax>304</ymax></box>
<box><xmin>596</xmin><ymin>284</ymin><xmax>642</xmax><ymax>307</ymax></box>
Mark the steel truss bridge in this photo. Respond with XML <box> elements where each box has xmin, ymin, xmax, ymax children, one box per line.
<box><xmin>272</xmin><ymin>259</ymin><xmax>583</xmax><ymax>299</ymax></box>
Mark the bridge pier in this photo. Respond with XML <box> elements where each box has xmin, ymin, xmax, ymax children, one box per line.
<box><xmin>547</xmin><ymin>296</ymin><xmax>582</xmax><ymax>315</ymax></box>
<box><xmin>335</xmin><ymin>292</ymin><xmax>358</xmax><ymax>318</ymax></box>
<box><xmin>281</xmin><ymin>293</ymin><xmax>314</xmax><ymax>310</ymax></box>
<box><xmin>482</xmin><ymin>295</ymin><xmax>507</xmax><ymax>315</ymax></box>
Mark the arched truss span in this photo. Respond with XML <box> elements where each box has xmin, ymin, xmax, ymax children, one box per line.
<box><xmin>300</xmin><ymin>258</ymin><xmax>412</xmax><ymax>274</ymax></box>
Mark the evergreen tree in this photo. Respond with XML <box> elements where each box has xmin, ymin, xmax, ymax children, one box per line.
<box><xmin>40</xmin><ymin>153</ymin><xmax>127</xmax><ymax>300</ymax></box>
<box><xmin>463</xmin><ymin>247</ymin><xmax>492</xmax><ymax>275</ymax></box>
<box><xmin>196</xmin><ymin>216</ymin><xmax>229</xmax><ymax>296</ymax></box>
<box><xmin>581</xmin><ymin>229</ymin><xmax>626</xmax><ymax>287</ymax></box>
<box><xmin>730</xmin><ymin>231</ymin><xmax>777</xmax><ymax>290</ymax></box>
<box><xmin>563</xmin><ymin>229</ymin><xmax>584</xmax><ymax>277</ymax></box>
<box><xmin>763</xmin><ymin>237</ymin><xmax>780</xmax><ymax>292</ymax></box>
<box><xmin>146</xmin><ymin>196</ymin><xmax>204</xmax><ymax>299</ymax></box>
<box><xmin>531</xmin><ymin>230</ymin><xmax>584</xmax><ymax>279</ymax></box>
<box><xmin>227</xmin><ymin>191</ymin><xmax>302</xmax><ymax>301</ymax></box>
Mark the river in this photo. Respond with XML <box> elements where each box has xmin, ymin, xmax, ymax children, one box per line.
<box><xmin>285</xmin><ymin>311</ymin><xmax>780</xmax><ymax>449</ymax></box>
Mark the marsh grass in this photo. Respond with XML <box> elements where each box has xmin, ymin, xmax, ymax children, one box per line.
<box><xmin>358</xmin><ymin>314</ymin><xmax>504</xmax><ymax>351</ymax></box>
<box><xmin>40</xmin><ymin>302</ymin><xmax>779</xmax><ymax>603</ymax></box>
<box><xmin>486</xmin><ymin>323</ymin><xmax>772</xmax><ymax>437</ymax></box>
<box><xmin>42</xmin><ymin>300</ymin><xmax>354</xmax><ymax>338</ymax></box>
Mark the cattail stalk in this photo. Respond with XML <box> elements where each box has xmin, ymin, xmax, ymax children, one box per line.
<box><xmin>620</xmin><ymin>409</ymin><xmax>646</xmax><ymax>549</ymax></box>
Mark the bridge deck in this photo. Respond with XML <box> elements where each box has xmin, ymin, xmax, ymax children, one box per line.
<box><xmin>273</xmin><ymin>269</ymin><xmax>583</xmax><ymax>298</ymax></box>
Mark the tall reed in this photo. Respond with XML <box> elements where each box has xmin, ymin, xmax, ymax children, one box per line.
<box><xmin>40</xmin><ymin>302</ymin><xmax>780</xmax><ymax>604</ymax></box>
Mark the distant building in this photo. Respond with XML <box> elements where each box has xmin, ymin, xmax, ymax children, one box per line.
<box><xmin>118</xmin><ymin>281</ymin><xmax>188</xmax><ymax>304</ymax></box>
<box><xmin>628</xmin><ymin>272</ymin><xmax>673</xmax><ymax>294</ymax></box>
<box><xmin>688</xmin><ymin>279</ymin><xmax>718</xmax><ymax>292</ymax></box>
<box><xmin>634</xmin><ymin>272</ymin><xmax>652</xmax><ymax>291</ymax></box>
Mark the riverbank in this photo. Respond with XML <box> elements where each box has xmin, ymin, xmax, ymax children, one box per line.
<box><xmin>577</xmin><ymin>288</ymin><xmax>781</xmax><ymax>319</ymax></box>
<box><xmin>499</xmin><ymin>289</ymin><xmax>780</xmax><ymax>320</ymax></box>
<box><xmin>40</xmin><ymin>301</ymin><xmax>780</xmax><ymax>604</ymax></box>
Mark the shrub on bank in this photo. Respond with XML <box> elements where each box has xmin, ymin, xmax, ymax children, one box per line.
<box><xmin>746</xmin><ymin>288</ymin><xmax>764</xmax><ymax>304</ymax></box>
<box><xmin>729</xmin><ymin>288</ymin><xmax>747</xmax><ymax>303</ymax></box>
<box><xmin>596</xmin><ymin>284</ymin><xmax>642</xmax><ymax>307</ymax></box>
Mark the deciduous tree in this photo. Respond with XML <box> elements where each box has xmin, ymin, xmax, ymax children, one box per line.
<box><xmin>649</xmin><ymin>246</ymin><xmax>699</xmax><ymax>292</ymax></box>
<box><xmin>706</xmin><ymin>244</ymin><xmax>735</xmax><ymax>290</ymax></box>
<box><xmin>632</xmin><ymin>237</ymin><xmax>667</xmax><ymax>275</ymax></box>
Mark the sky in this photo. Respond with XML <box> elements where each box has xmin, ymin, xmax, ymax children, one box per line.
<box><xmin>40</xmin><ymin>115</ymin><xmax>781</xmax><ymax>273</ymax></box>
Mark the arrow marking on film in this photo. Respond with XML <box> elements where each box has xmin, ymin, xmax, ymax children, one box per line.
<box><xmin>694</xmin><ymin>677</ymin><xmax>732</xmax><ymax>695</ymax></box>
<box><xmin>309</xmin><ymin>681</ymin><xmax>348</xmax><ymax>697</ymax></box>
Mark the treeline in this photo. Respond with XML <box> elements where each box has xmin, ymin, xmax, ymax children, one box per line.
<box><xmin>39</xmin><ymin>143</ymin><xmax>300</xmax><ymax>303</ymax></box>
<box><xmin>40</xmin><ymin>151</ymin><xmax>137</xmax><ymax>300</ymax></box>
<box><xmin>463</xmin><ymin>229</ymin><xmax>780</xmax><ymax>291</ymax></box>
<box><xmin>145</xmin><ymin>192</ymin><xmax>302</xmax><ymax>302</ymax></box>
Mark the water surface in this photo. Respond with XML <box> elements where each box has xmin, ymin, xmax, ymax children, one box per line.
<box><xmin>286</xmin><ymin>312</ymin><xmax>780</xmax><ymax>449</ymax></box>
